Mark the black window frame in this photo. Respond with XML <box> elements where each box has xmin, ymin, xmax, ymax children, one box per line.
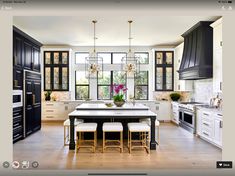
<box><xmin>97</xmin><ymin>52</ymin><xmax>127</xmax><ymax>64</ymax></box>
<box><xmin>155</xmin><ymin>51</ymin><xmax>174</xmax><ymax>91</ymax></box>
<box><xmin>134</xmin><ymin>71</ymin><xmax>149</xmax><ymax>100</ymax></box>
<box><xmin>44</xmin><ymin>51</ymin><xmax>69</xmax><ymax>91</ymax></box>
<box><xmin>75</xmin><ymin>71</ymin><xmax>90</xmax><ymax>100</ymax></box>
<box><xmin>97</xmin><ymin>71</ymin><xmax>127</xmax><ymax>100</ymax></box>
<box><xmin>134</xmin><ymin>52</ymin><xmax>149</xmax><ymax>64</ymax></box>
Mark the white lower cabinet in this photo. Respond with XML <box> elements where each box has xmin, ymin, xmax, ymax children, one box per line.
<box><xmin>171</xmin><ymin>102</ymin><xmax>179</xmax><ymax>124</ymax></box>
<box><xmin>214</xmin><ymin>115</ymin><xmax>223</xmax><ymax>147</ymax></box>
<box><xmin>142</xmin><ymin>101</ymin><xmax>171</xmax><ymax>121</ymax></box>
<box><xmin>42</xmin><ymin>101</ymin><xmax>81</xmax><ymax>121</ymax></box>
<box><xmin>196</xmin><ymin>108</ymin><xmax>222</xmax><ymax>148</ymax></box>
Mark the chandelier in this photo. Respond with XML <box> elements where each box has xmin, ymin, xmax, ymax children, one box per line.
<box><xmin>85</xmin><ymin>20</ymin><xmax>103</xmax><ymax>79</ymax></box>
<box><xmin>121</xmin><ymin>20</ymin><xmax>140</xmax><ymax>78</ymax></box>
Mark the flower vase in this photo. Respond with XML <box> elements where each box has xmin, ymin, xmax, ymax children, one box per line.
<box><xmin>114</xmin><ymin>100</ymin><xmax>125</xmax><ymax>107</ymax></box>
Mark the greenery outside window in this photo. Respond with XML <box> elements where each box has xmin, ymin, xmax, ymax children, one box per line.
<box><xmin>97</xmin><ymin>71</ymin><xmax>126</xmax><ymax>100</ymax></box>
<box><xmin>134</xmin><ymin>71</ymin><xmax>149</xmax><ymax>100</ymax></box>
<box><xmin>75</xmin><ymin>71</ymin><xmax>89</xmax><ymax>100</ymax></box>
<box><xmin>134</xmin><ymin>52</ymin><xmax>149</xmax><ymax>64</ymax></box>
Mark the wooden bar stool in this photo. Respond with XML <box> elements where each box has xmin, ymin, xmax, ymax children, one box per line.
<box><xmin>139</xmin><ymin>118</ymin><xmax>160</xmax><ymax>145</ymax></box>
<box><xmin>75</xmin><ymin>123</ymin><xmax>97</xmax><ymax>153</ymax></box>
<box><xmin>102</xmin><ymin>122</ymin><xmax>123</xmax><ymax>153</ymax></box>
<box><xmin>63</xmin><ymin>119</ymin><xmax>84</xmax><ymax>146</ymax></box>
<box><xmin>128</xmin><ymin>122</ymin><xmax>150</xmax><ymax>154</ymax></box>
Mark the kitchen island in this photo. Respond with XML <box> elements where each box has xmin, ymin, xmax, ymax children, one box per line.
<box><xmin>68</xmin><ymin>103</ymin><xmax>158</xmax><ymax>150</ymax></box>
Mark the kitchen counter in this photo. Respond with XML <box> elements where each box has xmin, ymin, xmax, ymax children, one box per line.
<box><xmin>76</xmin><ymin>103</ymin><xmax>149</xmax><ymax>110</ymax></box>
<box><xmin>196</xmin><ymin>106</ymin><xmax>222</xmax><ymax>116</ymax></box>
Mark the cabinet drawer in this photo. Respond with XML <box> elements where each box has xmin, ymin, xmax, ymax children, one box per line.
<box><xmin>202</xmin><ymin>112</ymin><xmax>212</xmax><ymax>121</ymax></box>
<box><xmin>201</xmin><ymin>126</ymin><xmax>213</xmax><ymax>141</ymax></box>
<box><xmin>201</xmin><ymin>118</ymin><xmax>213</xmax><ymax>129</ymax></box>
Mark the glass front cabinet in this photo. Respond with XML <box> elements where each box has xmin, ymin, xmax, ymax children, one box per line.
<box><xmin>44</xmin><ymin>51</ymin><xmax>69</xmax><ymax>91</ymax></box>
<box><xmin>155</xmin><ymin>51</ymin><xmax>174</xmax><ymax>91</ymax></box>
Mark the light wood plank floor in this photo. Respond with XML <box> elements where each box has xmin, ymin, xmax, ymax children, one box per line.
<box><xmin>13</xmin><ymin>122</ymin><xmax>221</xmax><ymax>170</ymax></box>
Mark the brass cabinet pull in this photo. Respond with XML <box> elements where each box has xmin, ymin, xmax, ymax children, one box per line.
<box><xmin>14</xmin><ymin>55</ymin><xmax>17</xmax><ymax>65</ymax></box>
<box><xmin>14</xmin><ymin>80</ymin><xmax>18</xmax><ymax>87</ymax></box>
<box><xmin>32</xmin><ymin>94</ymin><xmax>36</xmax><ymax>105</ymax></box>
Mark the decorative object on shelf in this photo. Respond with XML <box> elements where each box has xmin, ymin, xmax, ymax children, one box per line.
<box><xmin>50</xmin><ymin>92</ymin><xmax>57</xmax><ymax>101</ymax></box>
<box><xmin>169</xmin><ymin>92</ymin><xmax>181</xmax><ymax>101</ymax></box>
<box><xmin>85</xmin><ymin>20</ymin><xmax>103</xmax><ymax>79</ymax></box>
<box><xmin>121</xmin><ymin>20</ymin><xmax>140</xmax><ymax>78</ymax></box>
<box><xmin>44</xmin><ymin>91</ymin><xmax>52</xmax><ymax>101</ymax></box>
<box><xmin>105</xmin><ymin>102</ymin><xmax>113</xmax><ymax>107</ymax></box>
<box><xmin>113</xmin><ymin>84</ymin><xmax>128</xmax><ymax>107</ymax></box>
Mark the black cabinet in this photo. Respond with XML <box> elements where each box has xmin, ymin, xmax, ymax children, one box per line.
<box><xmin>44</xmin><ymin>51</ymin><xmax>69</xmax><ymax>91</ymax></box>
<box><xmin>13</xmin><ymin>26</ymin><xmax>42</xmax><ymax>73</ymax></box>
<box><xmin>23</xmin><ymin>40</ymin><xmax>33</xmax><ymax>70</ymax></box>
<box><xmin>13</xmin><ymin>33</ymin><xmax>23</xmax><ymax>68</ymax></box>
<box><xmin>24</xmin><ymin>71</ymin><xmax>41</xmax><ymax>136</ymax></box>
<box><xmin>13</xmin><ymin>67</ymin><xmax>23</xmax><ymax>90</ymax></box>
<box><xmin>155</xmin><ymin>51</ymin><xmax>174</xmax><ymax>91</ymax></box>
<box><xmin>13</xmin><ymin>107</ymin><xmax>23</xmax><ymax>143</ymax></box>
<box><xmin>32</xmin><ymin>47</ymin><xmax>41</xmax><ymax>72</ymax></box>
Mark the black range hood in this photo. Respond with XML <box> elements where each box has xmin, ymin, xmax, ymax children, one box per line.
<box><xmin>178</xmin><ymin>21</ymin><xmax>213</xmax><ymax>80</ymax></box>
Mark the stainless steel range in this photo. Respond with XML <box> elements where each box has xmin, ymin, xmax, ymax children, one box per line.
<box><xmin>178</xmin><ymin>102</ymin><xmax>204</xmax><ymax>134</ymax></box>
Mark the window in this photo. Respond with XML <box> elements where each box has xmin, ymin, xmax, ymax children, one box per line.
<box><xmin>75</xmin><ymin>71</ymin><xmax>89</xmax><ymax>100</ymax></box>
<box><xmin>134</xmin><ymin>71</ymin><xmax>148</xmax><ymax>100</ymax></box>
<box><xmin>112</xmin><ymin>53</ymin><xmax>127</xmax><ymax>64</ymax></box>
<box><xmin>134</xmin><ymin>52</ymin><xmax>149</xmax><ymax>64</ymax></box>
<box><xmin>75</xmin><ymin>52</ymin><xmax>89</xmax><ymax>64</ymax></box>
<box><xmin>97</xmin><ymin>71</ymin><xmax>126</xmax><ymax>100</ymax></box>
<box><xmin>155</xmin><ymin>51</ymin><xmax>174</xmax><ymax>91</ymax></box>
<box><xmin>97</xmin><ymin>53</ymin><xmax>111</xmax><ymax>64</ymax></box>
<box><xmin>97</xmin><ymin>52</ymin><xmax>127</xmax><ymax>64</ymax></box>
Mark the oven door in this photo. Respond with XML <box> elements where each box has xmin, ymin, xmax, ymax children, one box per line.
<box><xmin>13</xmin><ymin>90</ymin><xmax>23</xmax><ymax>108</ymax></box>
<box><xmin>179</xmin><ymin>109</ymin><xmax>183</xmax><ymax>123</ymax></box>
<box><xmin>182</xmin><ymin>110</ymin><xmax>195</xmax><ymax>128</ymax></box>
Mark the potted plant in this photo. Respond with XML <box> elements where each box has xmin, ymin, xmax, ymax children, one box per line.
<box><xmin>44</xmin><ymin>91</ymin><xmax>52</xmax><ymax>101</ymax></box>
<box><xmin>170</xmin><ymin>92</ymin><xmax>181</xmax><ymax>101</ymax></box>
<box><xmin>112</xmin><ymin>84</ymin><xmax>128</xmax><ymax>107</ymax></box>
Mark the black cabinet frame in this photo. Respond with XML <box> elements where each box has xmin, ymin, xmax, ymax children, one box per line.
<box><xmin>44</xmin><ymin>51</ymin><xmax>69</xmax><ymax>91</ymax></box>
<box><xmin>155</xmin><ymin>51</ymin><xmax>174</xmax><ymax>91</ymax></box>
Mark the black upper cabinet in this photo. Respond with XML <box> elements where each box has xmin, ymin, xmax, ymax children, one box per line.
<box><xmin>44</xmin><ymin>51</ymin><xmax>69</xmax><ymax>91</ymax></box>
<box><xmin>13</xmin><ymin>26</ymin><xmax>42</xmax><ymax>73</ymax></box>
<box><xmin>32</xmin><ymin>47</ymin><xmax>41</xmax><ymax>72</ymax></box>
<box><xmin>23</xmin><ymin>40</ymin><xmax>33</xmax><ymax>70</ymax></box>
<box><xmin>13</xmin><ymin>33</ymin><xmax>23</xmax><ymax>68</ymax></box>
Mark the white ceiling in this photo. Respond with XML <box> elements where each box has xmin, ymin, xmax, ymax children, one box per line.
<box><xmin>13</xmin><ymin>16</ymin><xmax>219</xmax><ymax>47</ymax></box>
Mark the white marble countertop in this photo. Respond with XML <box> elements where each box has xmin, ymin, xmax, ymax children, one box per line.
<box><xmin>76</xmin><ymin>103</ymin><xmax>149</xmax><ymax>110</ymax></box>
<box><xmin>69</xmin><ymin>109</ymin><xmax>156</xmax><ymax>117</ymax></box>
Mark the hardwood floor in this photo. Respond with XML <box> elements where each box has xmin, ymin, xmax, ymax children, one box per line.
<box><xmin>13</xmin><ymin>122</ymin><xmax>221</xmax><ymax>170</ymax></box>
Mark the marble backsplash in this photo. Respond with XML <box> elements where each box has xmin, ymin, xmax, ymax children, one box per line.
<box><xmin>42</xmin><ymin>91</ymin><xmax>71</xmax><ymax>101</ymax></box>
<box><xmin>153</xmin><ymin>91</ymin><xmax>191</xmax><ymax>102</ymax></box>
<box><xmin>191</xmin><ymin>79</ymin><xmax>222</xmax><ymax>104</ymax></box>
